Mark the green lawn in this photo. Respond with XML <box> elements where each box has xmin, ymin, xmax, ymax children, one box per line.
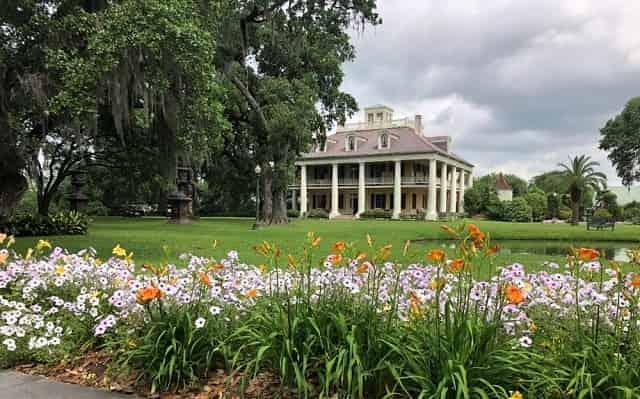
<box><xmin>11</xmin><ymin>217</ymin><xmax>640</xmax><ymax>270</ymax></box>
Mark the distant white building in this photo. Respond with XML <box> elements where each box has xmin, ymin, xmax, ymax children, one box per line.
<box><xmin>288</xmin><ymin>105</ymin><xmax>474</xmax><ymax>220</ymax></box>
<box><xmin>496</xmin><ymin>173</ymin><xmax>513</xmax><ymax>201</ymax></box>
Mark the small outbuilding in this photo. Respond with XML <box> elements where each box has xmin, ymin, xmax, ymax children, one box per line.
<box><xmin>496</xmin><ymin>173</ymin><xmax>513</xmax><ymax>201</ymax></box>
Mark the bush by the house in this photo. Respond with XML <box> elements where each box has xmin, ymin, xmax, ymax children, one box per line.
<box><xmin>287</xmin><ymin>209</ymin><xmax>300</xmax><ymax>218</ymax></box>
<box><xmin>360</xmin><ymin>209</ymin><xmax>392</xmax><ymax>219</ymax></box>
<box><xmin>306</xmin><ymin>209</ymin><xmax>329</xmax><ymax>218</ymax></box>
<box><xmin>503</xmin><ymin>197</ymin><xmax>533</xmax><ymax>222</ymax></box>
<box><xmin>525</xmin><ymin>189</ymin><xmax>547</xmax><ymax>222</ymax></box>
<box><xmin>0</xmin><ymin>211</ymin><xmax>90</xmax><ymax>236</ymax></box>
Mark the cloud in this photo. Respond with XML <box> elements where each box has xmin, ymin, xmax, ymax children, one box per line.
<box><xmin>339</xmin><ymin>0</ymin><xmax>640</xmax><ymax>184</ymax></box>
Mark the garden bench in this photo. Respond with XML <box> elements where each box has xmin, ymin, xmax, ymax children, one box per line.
<box><xmin>586</xmin><ymin>216</ymin><xmax>615</xmax><ymax>231</ymax></box>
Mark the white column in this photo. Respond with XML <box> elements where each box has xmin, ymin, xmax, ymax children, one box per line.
<box><xmin>450</xmin><ymin>166</ymin><xmax>458</xmax><ymax>214</ymax></box>
<box><xmin>291</xmin><ymin>189</ymin><xmax>297</xmax><ymax>211</ymax></box>
<box><xmin>459</xmin><ymin>170</ymin><xmax>465</xmax><ymax>214</ymax></box>
<box><xmin>427</xmin><ymin>158</ymin><xmax>438</xmax><ymax>220</ymax></box>
<box><xmin>392</xmin><ymin>160</ymin><xmax>401</xmax><ymax>219</ymax></box>
<box><xmin>330</xmin><ymin>163</ymin><xmax>340</xmax><ymax>218</ymax></box>
<box><xmin>357</xmin><ymin>162</ymin><xmax>366</xmax><ymax>217</ymax></box>
<box><xmin>300</xmin><ymin>165</ymin><xmax>307</xmax><ymax>216</ymax></box>
<box><xmin>439</xmin><ymin>162</ymin><xmax>448</xmax><ymax>214</ymax></box>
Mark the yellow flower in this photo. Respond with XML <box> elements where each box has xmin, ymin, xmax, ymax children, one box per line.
<box><xmin>112</xmin><ymin>244</ymin><xmax>127</xmax><ymax>257</ymax></box>
<box><xmin>55</xmin><ymin>265</ymin><xmax>65</xmax><ymax>276</ymax></box>
<box><xmin>508</xmin><ymin>391</ymin><xmax>523</xmax><ymax>399</ymax></box>
<box><xmin>366</xmin><ymin>234</ymin><xmax>374</xmax><ymax>248</ymax></box>
<box><xmin>25</xmin><ymin>248</ymin><xmax>33</xmax><ymax>260</ymax></box>
<box><xmin>36</xmin><ymin>239</ymin><xmax>52</xmax><ymax>251</ymax></box>
<box><xmin>7</xmin><ymin>236</ymin><xmax>15</xmax><ymax>247</ymax></box>
<box><xmin>0</xmin><ymin>233</ymin><xmax>6</xmax><ymax>244</ymax></box>
<box><xmin>403</xmin><ymin>240</ymin><xmax>411</xmax><ymax>256</ymax></box>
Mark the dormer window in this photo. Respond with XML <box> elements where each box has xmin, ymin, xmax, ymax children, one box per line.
<box><xmin>379</xmin><ymin>133</ymin><xmax>389</xmax><ymax>149</ymax></box>
<box><xmin>318</xmin><ymin>140</ymin><xmax>326</xmax><ymax>152</ymax></box>
<box><xmin>346</xmin><ymin>135</ymin><xmax>356</xmax><ymax>152</ymax></box>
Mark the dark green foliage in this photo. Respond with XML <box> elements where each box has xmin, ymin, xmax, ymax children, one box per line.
<box><xmin>306</xmin><ymin>209</ymin><xmax>330</xmax><ymax>218</ymax></box>
<box><xmin>110</xmin><ymin>302</ymin><xmax>231</xmax><ymax>394</ymax></box>
<box><xmin>525</xmin><ymin>189</ymin><xmax>548</xmax><ymax>222</ymax></box>
<box><xmin>558</xmin><ymin>205</ymin><xmax>573</xmax><ymax>221</ymax></box>
<box><xmin>600</xmin><ymin>97</ymin><xmax>640</xmax><ymax>187</ymax></box>
<box><xmin>360</xmin><ymin>209</ymin><xmax>392</xmax><ymax>219</ymax></box>
<box><xmin>596</xmin><ymin>190</ymin><xmax>620</xmax><ymax>219</ymax></box>
<box><xmin>532</xmin><ymin>170</ymin><xmax>568</xmax><ymax>194</ymax></box>
<box><xmin>592</xmin><ymin>208</ymin><xmax>613</xmax><ymax>220</ymax></box>
<box><xmin>559</xmin><ymin>155</ymin><xmax>607</xmax><ymax>224</ymax></box>
<box><xmin>503</xmin><ymin>198</ymin><xmax>533</xmax><ymax>222</ymax></box>
<box><xmin>0</xmin><ymin>211</ymin><xmax>90</xmax><ymax>236</ymax></box>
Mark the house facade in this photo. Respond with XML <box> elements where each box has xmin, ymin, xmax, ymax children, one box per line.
<box><xmin>289</xmin><ymin>105</ymin><xmax>474</xmax><ymax>220</ymax></box>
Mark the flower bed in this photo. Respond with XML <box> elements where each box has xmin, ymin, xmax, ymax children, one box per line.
<box><xmin>1</xmin><ymin>228</ymin><xmax>640</xmax><ymax>398</ymax></box>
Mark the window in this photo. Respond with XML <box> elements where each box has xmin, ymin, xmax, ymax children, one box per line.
<box><xmin>376</xmin><ymin>112</ymin><xmax>383</xmax><ymax>122</ymax></box>
<box><xmin>379</xmin><ymin>133</ymin><xmax>389</xmax><ymax>149</ymax></box>
<box><xmin>367</xmin><ymin>113</ymin><xmax>374</xmax><ymax>124</ymax></box>
<box><xmin>412</xmin><ymin>193</ymin><xmax>417</xmax><ymax>209</ymax></box>
<box><xmin>401</xmin><ymin>193</ymin><xmax>406</xmax><ymax>209</ymax></box>
<box><xmin>346</xmin><ymin>135</ymin><xmax>356</xmax><ymax>151</ymax></box>
<box><xmin>339</xmin><ymin>194</ymin><xmax>344</xmax><ymax>209</ymax></box>
<box><xmin>372</xmin><ymin>193</ymin><xmax>386</xmax><ymax>209</ymax></box>
<box><xmin>317</xmin><ymin>140</ymin><xmax>326</xmax><ymax>152</ymax></box>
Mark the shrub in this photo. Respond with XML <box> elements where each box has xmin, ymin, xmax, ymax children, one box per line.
<box><xmin>306</xmin><ymin>209</ymin><xmax>329</xmax><ymax>218</ymax></box>
<box><xmin>503</xmin><ymin>197</ymin><xmax>533</xmax><ymax>222</ymax></box>
<box><xmin>360</xmin><ymin>209</ymin><xmax>392</xmax><ymax>219</ymax></box>
<box><xmin>558</xmin><ymin>205</ymin><xmax>572</xmax><ymax>221</ymax></box>
<box><xmin>525</xmin><ymin>191</ymin><xmax>548</xmax><ymax>222</ymax></box>
<box><xmin>287</xmin><ymin>209</ymin><xmax>300</xmax><ymax>218</ymax></box>
<box><xmin>623</xmin><ymin>206</ymin><xmax>640</xmax><ymax>221</ymax></box>
<box><xmin>592</xmin><ymin>208</ymin><xmax>612</xmax><ymax>220</ymax></box>
<box><xmin>0</xmin><ymin>211</ymin><xmax>90</xmax><ymax>236</ymax></box>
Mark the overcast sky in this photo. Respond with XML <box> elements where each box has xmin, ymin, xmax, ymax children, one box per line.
<box><xmin>339</xmin><ymin>0</ymin><xmax>640</xmax><ymax>185</ymax></box>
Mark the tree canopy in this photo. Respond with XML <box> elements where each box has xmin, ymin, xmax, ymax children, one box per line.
<box><xmin>600</xmin><ymin>97</ymin><xmax>640</xmax><ymax>187</ymax></box>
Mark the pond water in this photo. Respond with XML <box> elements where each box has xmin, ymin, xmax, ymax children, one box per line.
<box><xmin>415</xmin><ymin>240</ymin><xmax>637</xmax><ymax>262</ymax></box>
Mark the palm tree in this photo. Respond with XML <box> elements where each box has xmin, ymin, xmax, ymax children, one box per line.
<box><xmin>558</xmin><ymin>155</ymin><xmax>607</xmax><ymax>224</ymax></box>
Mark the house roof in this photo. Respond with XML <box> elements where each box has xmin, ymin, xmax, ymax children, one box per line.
<box><xmin>300</xmin><ymin>127</ymin><xmax>473</xmax><ymax>167</ymax></box>
<box><xmin>495</xmin><ymin>173</ymin><xmax>512</xmax><ymax>191</ymax></box>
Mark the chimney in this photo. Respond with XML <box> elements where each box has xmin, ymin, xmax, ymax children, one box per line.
<box><xmin>414</xmin><ymin>114</ymin><xmax>423</xmax><ymax>134</ymax></box>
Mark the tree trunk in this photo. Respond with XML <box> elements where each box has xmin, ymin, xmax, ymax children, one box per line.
<box><xmin>156</xmin><ymin>113</ymin><xmax>177</xmax><ymax>216</ymax></box>
<box><xmin>260</xmin><ymin>166</ymin><xmax>273</xmax><ymax>224</ymax></box>
<box><xmin>0</xmin><ymin>117</ymin><xmax>27</xmax><ymax>222</ymax></box>
<box><xmin>271</xmin><ymin>189</ymin><xmax>288</xmax><ymax>224</ymax></box>
<box><xmin>571</xmin><ymin>193</ymin><xmax>581</xmax><ymax>225</ymax></box>
<box><xmin>37</xmin><ymin>194</ymin><xmax>52</xmax><ymax>217</ymax></box>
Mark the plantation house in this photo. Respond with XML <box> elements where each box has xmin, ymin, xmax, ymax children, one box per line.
<box><xmin>289</xmin><ymin>105</ymin><xmax>474</xmax><ymax>220</ymax></box>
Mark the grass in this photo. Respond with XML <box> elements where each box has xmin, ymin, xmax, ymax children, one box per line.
<box><xmin>11</xmin><ymin>217</ymin><xmax>640</xmax><ymax>269</ymax></box>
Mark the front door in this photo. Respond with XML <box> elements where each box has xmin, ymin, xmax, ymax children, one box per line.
<box><xmin>350</xmin><ymin>195</ymin><xmax>358</xmax><ymax>215</ymax></box>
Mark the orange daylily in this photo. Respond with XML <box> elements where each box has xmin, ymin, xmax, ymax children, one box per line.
<box><xmin>631</xmin><ymin>275</ymin><xmax>640</xmax><ymax>288</ymax></box>
<box><xmin>577</xmin><ymin>247</ymin><xmax>600</xmax><ymax>261</ymax></box>
<box><xmin>0</xmin><ymin>252</ymin><xmax>7</xmax><ymax>266</ymax></box>
<box><xmin>311</xmin><ymin>236</ymin><xmax>322</xmax><ymax>247</ymax></box>
<box><xmin>485</xmin><ymin>245</ymin><xmax>500</xmax><ymax>256</ymax></box>
<box><xmin>505</xmin><ymin>285</ymin><xmax>525</xmax><ymax>305</ymax></box>
<box><xmin>330</xmin><ymin>253</ymin><xmax>343</xmax><ymax>265</ymax></box>
<box><xmin>198</xmin><ymin>272</ymin><xmax>212</xmax><ymax>286</ymax></box>
<box><xmin>136</xmin><ymin>286</ymin><xmax>163</xmax><ymax>303</ymax></box>
<box><xmin>448</xmin><ymin>258</ymin><xmax>465</xmax><ymax>272</ymax></box>
<box><xmin>332</xmin><ymin>241</ymin><xmax>346</xmax><ymax>253</ymax></box>
<box><xmin>355</xmin><ymin>252</ymin><xmax>367</xmax><ymax>261</ymax></box>
<box><xmin>426</xmin><ymin>249</ymin><xmax>446</xmax><ymax>263</ymax></box>
<box><xmin>245</xmin><ymin>288</ymin><xmax>258</xmax><ymax>298</ymax></box>
<box><xmin>356</xmin><ymin>261</ymin><xmax>371</xmax><ymax>274</ymax></box>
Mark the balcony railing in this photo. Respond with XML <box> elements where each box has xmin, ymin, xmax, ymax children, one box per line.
<box><xmin>402</xmin><ymin>176</ymin><xmax>429</xmax><ymax>185</ymax></box>
<box><xmin>336</xmin><ymin>117</ymin><xmax>417</xmax><ymax>133</ymax></box>
<box><xmin>338</xmin><ymin>177</ymin><xmax>358</xmax><ymax>185</ymax></box>
<box><xmin>365</xmin><ymin>176</ymin><xmax>394</xmax><ymax>185</ymax></box>
<box><xmin>307</xmin><ymin>178</ymin><xmax>330</xmax><ymax>185</ymax></box>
